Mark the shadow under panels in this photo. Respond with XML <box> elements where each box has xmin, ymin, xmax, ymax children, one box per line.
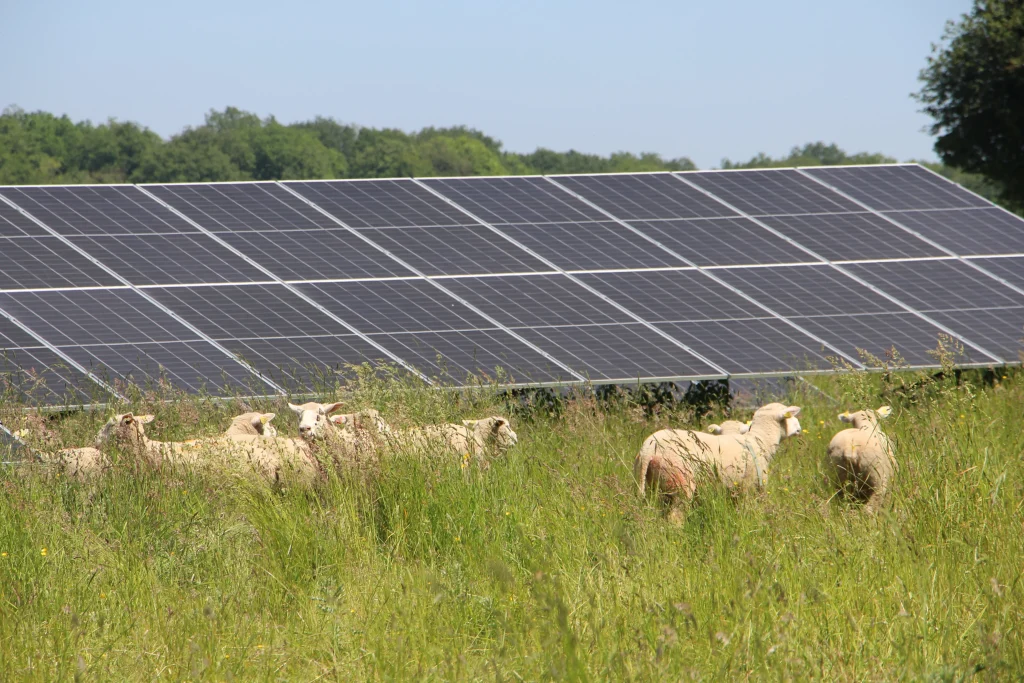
<box><xmin>841</xmin><ymin>259</ymin><xmax>1024</xmax><ymax>363</ymax></box>
<box><xmin>713</xmin><ymin>264</ymin><xmax>989</xmax><ymax>367</ymax></box>
<box><xmin>0</xmin><ymin>289</ymin><xmax>269</xmax><ymax>396</ymax></box>
<box><xmin>575</xmin><ymin>269</ymin><xmax>834</xmax><ymax>374</ymax></box>
<box><xmin>439</xmin><ymin>274</ymin><xmax>724</xmax><ymax>381</ymax></box>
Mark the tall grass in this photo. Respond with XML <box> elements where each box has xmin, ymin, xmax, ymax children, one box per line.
<box><xmin>0</xmin><ymin>366</ymin><xmax>1021</xmax><ymax>680</ymax></box>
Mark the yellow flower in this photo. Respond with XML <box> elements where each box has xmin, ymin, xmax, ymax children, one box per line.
<box><xmin>1</xmin><ymin>552</ymin><xmax>7</xmax><ymax>558</ymax></box>
<box><xmin>819</xmin><ymin>420</ymin><xmax>824</xmax><ymax>425</ymax></box>
<box><xmin>40</xmin><ymin>548</ymin><xmax>47</xmax><ymax>557</ymax></box>
<box><xmin>100</xmin><ymin>593</ymin><xmax>106</xmax><ymax>599</ymax></box>
<box><xmin>454</xmin><ymin>536</ymin><xmax>461</xmax><ymax>543</ymax></box>
<box><xmin>182</xmin><ymin>490</ymin><xmax>188</xmax><ymax>495</ymax></box>
<box><xmin>959</xmin><ymin>414</ymin><xmax>965</xmax><ymax>419</ymax></box>
<box><xmin>505</xmin><ymin>511</ymin><xmax>511</xmax><ymax>516</ymax></box>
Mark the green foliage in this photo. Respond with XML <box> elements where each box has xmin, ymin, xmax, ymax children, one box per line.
<box><xmin>721</xmin><ymin>141</ymin><xmax>897</xmax><ymax>169</ymax></box>
<box><xmin>1</xmin><ymin>371</ymin><xmax>1022</xmax><ymax>679</ymax></box>
<box><xmin>916</xmin><ymin>0</ymin><xmax>1024</xmax><ymax>208</ymax></box>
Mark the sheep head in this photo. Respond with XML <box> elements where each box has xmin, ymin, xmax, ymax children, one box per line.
<box><xmin>230</xmin><ymin>412</ymin><xmax>278</xmax><ymax>436</ymax></box>
<box><xmin>329</xmin><ymin>408</ymin><xmax>390</xmax><ymax>434</ymax></box>
<box><xmin>95</xmin><ymin>413</ymin><xmax>154</xmax><ymax>450</ymax></box>
<box><xmin>707</xmin><ymin>420</ymin><xmax>751</xmax><ymax>435</ymax></box>
<box><xmin>751</xmin><ymin>403</ymin><xmax>802</xmax><ymax>439</ymax></box>
<box><xmin>838</xmin><ymin>405</ymin><xmax>892</xmax><ymax>429</ymax></box>
<box><xmin>463</xmin><ymin>416</ymin><xmax>517</xmax><ymax>454</ymax></box>
<box><xmin>288</xmin><ymin>401</ymin><xmax>343</xmax><ymax>440</ymax></box>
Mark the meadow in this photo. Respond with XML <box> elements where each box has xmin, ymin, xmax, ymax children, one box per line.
<box><xmin>0</xmin><ymin>359</ymin><xmax>1021</xmax><ymax>681</ymax></box>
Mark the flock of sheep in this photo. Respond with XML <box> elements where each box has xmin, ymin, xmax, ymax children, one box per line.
<box><xmin>11</xmin><ymin>399</ymin><xmax>896</xmax><ymax>513</ymax></box>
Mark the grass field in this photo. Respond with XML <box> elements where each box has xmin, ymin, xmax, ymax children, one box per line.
<box><xmin>0</xmin><ymin>362</ymin><xmax>1022</xmax><ymax>680</ymax></box>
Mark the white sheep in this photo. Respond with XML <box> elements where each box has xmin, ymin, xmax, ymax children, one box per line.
<box><xmin>288</xmin><ymin>401</ymin><xmax>382</xmax><ymax>476</ymax></box>
<box><xmin>635</xmin><ymin>402</ymin><xmax>801</xmax><ymax>509</ymax></box>
<box><xmin>96</xmin><ymin>413</ymin><xmax>320</xmax><ymax>487</ymax></box>
<box><xmin>223</xmin><ymin>412</ymin><xmax>279</xmax><ymax>438</ymax></box>
<box><xmin>12</xmin><ymin>427</ymin><xmax>110</xmax><ymax>481</ymax></box>
<box><xmin>706</xmin><ymin>420</ymin><xmax>751</xmax><ymax>435</ymax></box>
<box><xmin>827</xmin><ymin>405</ymin><xmax>896</xmax><ymax>513</ymax></box>
<box><xmin>387</xmin><ymin>416</ymin><xmax>518</xmax><ymax>468</ymax></box>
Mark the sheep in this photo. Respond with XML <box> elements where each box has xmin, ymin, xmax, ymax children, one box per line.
<box><xmin>387</xmin><ymin>416</ymin><xmax>518</xmax><ymax>469</ymax></box>
<box><xmin>827</xmin><ymin>405</ymin><xmax>896</xmax><ymax>513</ymax></box>
<box><xmin>329</xmin><ymin>408</ymin><xmax>391</xmax><ymax>436</ymax></box>
<box><xmin>288</xmin><ymin>401</ymin><xmax>382</xmax><ymax>476</ymax></box>
<box><xmin>96</xmin><ymin>413</ymin><xmax>320</xmax><ymax>487</ymax></box>
<box><xmin>706</xmin><ymin>420</ymin><xmax>751</xmax><ymax>435</ymax></box>
<box><xmin>635</xmin><ymin>402</ymin><xmax>801</xmax><ymax>509</ymax></box>
<box><xmin>223</xmin><ymin>412</ymin><xmax>279</xmax><ymax>438</ymax></box>
<box><xmin>11</xmin><ymin>427</ymin><xmax>110</xmax><ymax>481</ymax></box>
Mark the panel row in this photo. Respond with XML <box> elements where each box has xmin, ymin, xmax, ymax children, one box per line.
<box><xmin>2</xmin><ymin>166</ymin><xmax>1023</xmax><ymax>404</ymax></box>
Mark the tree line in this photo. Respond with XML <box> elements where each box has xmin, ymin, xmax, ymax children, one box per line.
<box><xmin>0</xmin><ymin>104</ymin><xmax>1007</xmax><ymax>210</ymax></box>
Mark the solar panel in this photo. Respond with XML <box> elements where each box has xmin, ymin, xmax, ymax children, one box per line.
<box><xmin>841</xmin><ymin>259</ymin><xmax>1024</xmax><ymax>361</ymax></box>
<box><xmin>2</xmin><ymin>164</ymin><xmax>1021</xmax><ymax>404</ymax></box>
<box><xmin>495</xmin><ymin>221</ymin><xmax>682</xmax><ymax>271</ymax></box>
<box><xmin>552</xmin><ymin>173</ymin><xmax>733</xmax><ymax>220</ymax></box>
<box><xmin>628</xmin><ymin>218</ymin><xmax>802</xmax><ymax>266</ymax></box>
<box><xmin>683</xmin><ymin>169</ymin><xmax>862</xmax><ymax>216</ymax></box>
<box><xmin>0</xmin><ymin>289</ymin><xmax>270</xmax><ymax>395</ymax></box>
<box><xmin>713</xmin><ymin>264</ymin><xmax>992</xmax><ymax>366</ymax></box>
<box><xmin>803</xmin><ymin>165</ymin><xmax>989</xmax><ymax>211</ymax></box>
<box><xmin>0</xmin><ymin>236</ymin><xmax>121</xmax><ymax>290</ymax></box>
<box><xmin>759</xmin><ymin>213</ymin><xmax>946</xmax><ymax>261</ymax></box>
<box><xmin>574</xmin><ymin>269</ymin><xmax>834</xmax><ymax>373</ymax></box>
<box><xmin>438</xmin><ymin>273</ymin><xmax>724</xmax><ymax>380</ymax></box>
<box><xmin>0</xmin><ymin>345</ymin><xmax>100</xmax><ymax>403</ymax></box>
<box><xmin>0</xmin><ymin>200</ymin><xmax>50</xmax><ymax>237</ymax></box>
<box><xmin>875</xmin><ymin>209</ymin><xmax>1024</xmax><ymax>257</ymax></box>
<box><xmin>421</xmin><ymin>176</ymin><xmax>607</xmax><ymax>224</ymax></box>
<box><xmin>0</xmin><ymin>185</ymin><xmax>197</xmax><ymax>235</ymax></box>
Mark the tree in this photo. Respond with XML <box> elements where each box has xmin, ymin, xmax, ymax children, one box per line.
<box><xmin>916</xmin><ymin>0</ymin><xmax>1024</xmax><ymax>206</ymax></box>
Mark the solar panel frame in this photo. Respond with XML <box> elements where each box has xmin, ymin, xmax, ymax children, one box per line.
<box><xmin>682</xmin><ymin>168</ymin><xmax>864</xmax><ymax>216</ymax></box>
<box><xmin>495</xmin><ymin>221</ymin><xmax>684</xmax><ymax>271</ymax></box>
<box><xmin>759</xmin><ymin>212</ymin><xmax>947</xmax><ymax>262</ymax></box>
<box><xmin>873</xmin><ymin>209</ymin><xmax>1024</xmax><ymax>257</ymax></box>
<box><xmin>421</xmin><ymin>176</ymin><xmax>609</xmax><ymax>225</ymax></box>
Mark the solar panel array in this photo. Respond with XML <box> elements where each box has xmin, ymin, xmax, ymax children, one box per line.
<box><xmin>2</xmin><ymin>164</ymin><xmax>1023</xmax><ymax>405</ymax></box>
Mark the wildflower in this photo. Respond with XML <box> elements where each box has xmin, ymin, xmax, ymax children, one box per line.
<box><xmin>454</xmin><ymin>536</ymin><xmax>461</xmax><ymax>543</ymax></box>
<box><xmin>1</xmin><ymin>552</ymin><xmax>7</xmax><ymax>558</ymax></box>
<box><xmin>505</xmin><ymin>511</ymin><xmax>511</xmax><ymax>516</ymax></box>
<box><xmin>182</xmin><ymin>490</ymin><xmax>188</xmax><ymax>495</ymax></box>
<box><xmin>100</xmin><ymin>593</ymin><xmax>106</xmax><ymax>599</ymax></box>
<box><xmin>959</xmin><ymin>414</ymin><xmax>965</xmax><ymax>419</ymax></box>
<box><xmin>40</xmin><ymin>547</ymin><xmax>47</xmax><ymax>557</ymax></box>
<box><xmin>819</xmin><ymin>420</ymin><xmax>824</xmax><ymax>425</ymax></box>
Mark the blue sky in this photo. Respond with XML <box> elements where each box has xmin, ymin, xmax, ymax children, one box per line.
<box><xmin>2</xmin><ymin>0</ymin><xmax>970</xmax><ymax>168</ymax></box>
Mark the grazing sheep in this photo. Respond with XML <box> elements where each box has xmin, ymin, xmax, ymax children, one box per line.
<box><xmin>12</xmin><ymin>427</ymin><xmax>110</xmax><ymax>481</ymax></box>
<box><xmin>288</xmin><ymin>401</ymin><xmax>381</xmax><ymax>476</ymax></box>
<box><xmin>706</xmin><ymin>420</ymin><xmax>751</xmax><ymax>435</ymax></box>
<box><xmin>97</xmin><ymin>413</ymin><xmax>319</xmax><ymax>487</ymax></box>
<box><xmin>223</xmin><ymin>412</ymin><xmax>279</xmax><ymax>438</ymax></box>
<box><xmin>635</xmin><ymin>403</ymin><xmax>802</xmax><ymax>508</ymax></box>
<box><xmin>827</xmin><ymin>405</ymin><xmax>896</xmax><ymax>513</ymax></box>
<box><xmin>388</xmin><ymin>416</ymin><xmax>517</xmax><ymax>468</ymax></box>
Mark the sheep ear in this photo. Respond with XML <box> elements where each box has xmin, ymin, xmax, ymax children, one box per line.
<box><xmin>491</xmin><ymin>418</ymin><xmax>506</xmax><ymax>432</ymax></box>
<box><xmin>323</xmin><ymin>402</ymin><xmax>344</xmax><ymax>415</ymax></box>
<box><xmin>137</xmin><ymin>415</ymin><xmax>155</xmax><ymax>424</ymax></box>
<box><xmin>876</xmin><ymin>406</ymin><xmax>892</xmax><ymax>419</ymax></box>
<box><xmin>462</xmin><ymin>419</ymin><xmax>478</xmax><ymax>428</ymax></box>
<box><xmin>706</xmin><ymin>424</ymin><xmax>723</xmax><ymax>434</ymax></box>
<box><xmin>288</xmin><ymin>403</ymin><xmax>304</xmax><ymax>415</ymax></box>
<box><xmin>838</xmin><ymin>411</ymin><xmax>854</xmax><ymax>423</ymax></box>
<box><xmin>740</xmin><ymin>422</ymin><xmax>751</xmax><ymax>434</ymax></box>
<box><xmin>262</xmin><ymin>413</ymin><xmax>275</xmax><ymax>424</ymax></box>
<box><xmin>122</xmin><ymin>413</ymin><xmax>134</xmax><ymax>424</ymax></box>
<box><xmin>250</xmin><ymin>415</ymin><xmax>264</xmax><ymax>430</ymax></box>
<box><xmin>784</xmin><ymin>406</ymin><xmax>800</xmax><ymax>418</ymax></box>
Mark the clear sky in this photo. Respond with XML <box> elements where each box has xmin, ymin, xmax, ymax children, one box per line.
<box><xmin>1</xmin><ymin>0</ymin><xmax>970</xmax><ymax>168</ymax></box>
